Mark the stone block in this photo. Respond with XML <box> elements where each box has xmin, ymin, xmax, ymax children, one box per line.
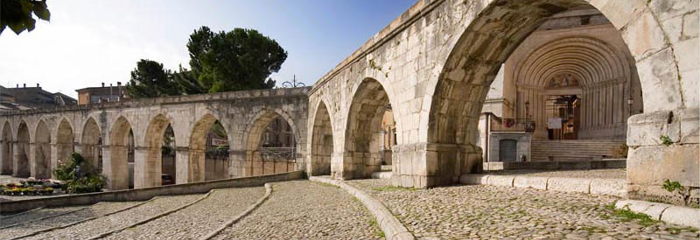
<box><xmin>590</xmin><ymin>179</ymin><xmax>627</xmax><ymax>197</ymax></box>
<box><xmin>627</xmin><ymin>145</ymin><xmax>699</xmax><ymax>187</ymax></box>
<box><xmin>673</xmin><ymin>39</ymin><xmax>699</xmax><ymax>72</ymax></box>
<box><xmin>459</xmin><ymin>174</ymin><xmax>489</xmax><ymax>185</ymax></box>
<box><xmin>627</xmin><ymin>111</ymin><xmax>679</xmax><ymax>147</ymax></box>
<box><xmin>513</xmin><ymin>176</ymin><xmax>548</xmax><ymax>190</ymax></box>
<box><xmin>634</xmin><ymin>48</ymin><xmax>682</xmax><ymax>112</ymax></box>
<box><xmin>660</xmin><ymin>205</ymin><xmax>700</xmax><ymax>229</ymax></box>
<box><xmin>683</xmin><ymin>11</ymin><xmax>698</xmax><ymax>39</ymax></box>
<box><xmin>648</xmin><ymin>0</ymin><xmax>699</xmax><ymax>21</ymax></box>
<box><xmin>680</xmin><ymin>69</ymin><xmax>699</xmax><ymax>109</ymax></box>
<box><xmin>680</xmin><ymin>108</ymin><xmax>699</xmax><ymax>144</ymax></box>
<box><xmin>615</xmin><ymin>200</ymin><xmax>671</xmax><ymax>220</ymax></box>
<box><xmin>547</xmin><ymin>177</ymin><xmax>591</xmax><ymax>194</ymax></box>
<box><xmin>622</xmin><ymin>10</ymin><xmax>668</xmax><ymax>60</ymax></box>
<box><xmin>487</xmin><ymin>175</ymin><xmax>514</xmax><ymax>187</ymax></box>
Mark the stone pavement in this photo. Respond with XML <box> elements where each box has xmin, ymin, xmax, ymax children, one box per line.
<box><xmin>105</xmin><ymin>187</ymin><xmax>264</xmax><ymax>240</ymax></box>
<box><xmin>349</xmin><ymin>179</ymin><xmax>699</xmax><ymax>240</ymax></box>
<box><xmin>213</xmin><ymin>181</ymin><xmax>383</xmax><ymax>240</ymax></box>
<box><xmin>23</xmin><ymin>194</ymin><xmax>202</xmax><ymax>240</ymax></box>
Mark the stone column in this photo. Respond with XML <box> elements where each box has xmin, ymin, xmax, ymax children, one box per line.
<box><xmin>134</xmin><ymin>147</ymin><xmax>160</xmax><ymax>189</ymax></box>
<box><xmin>102</xmin><ymin>145</ymin><xmax>129</xmax><ymax>190</ymax></box>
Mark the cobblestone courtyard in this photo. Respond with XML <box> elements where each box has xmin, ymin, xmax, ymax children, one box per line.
<box><xmin>349</xmin><ymin>179</ymin><xmax>698</xmax><ymax>240</ymax></box>
<box><xmin>1</xmin><ymin>178</ymin><xmax>698</xmax><ymax>239</ymax></box>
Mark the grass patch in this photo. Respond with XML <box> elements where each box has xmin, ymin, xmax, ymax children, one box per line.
<box><xmin>605</xmin><ymin>203</ymin><xmax>657</xmax><ymax>226</ymax></box>
<box><xmin>372</xmin><ymin>186</ymin><xmax>418</xmax><ymax>192</ymax></box>
<box><xmin>369</xmin><ymin>219</ymin><xmax>385</xmax><ymax>238</ymax></box>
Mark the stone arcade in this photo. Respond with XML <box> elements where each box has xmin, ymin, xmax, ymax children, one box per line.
<box><xmin>0</xmin><ymin>0</ymin><xmax>698</xmax><ymax>204</ymax></box>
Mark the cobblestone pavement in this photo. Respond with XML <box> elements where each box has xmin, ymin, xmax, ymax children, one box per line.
<box><xmin>23</xmin><ymin>194</ymin><xmax>202</xmax><ymax>240</ymax></box>
<box><xmin>106</xmin><ymin>187</ymin><xmax>264</xmax><ymax>240</ymax></box>
<box><xmin>213</xmin><ymin>181</ymin><xmax>384</xmax><ymax>240</ymax></box>
<box><xmin>486</xmin><ymin>169</ymin><xmax>626</xmax><ymax>179</ymax></box>
<box><xmin>1</xmin><ymin>205</ymin><xmax>84</xmax><ymax>227</ymax></box>
<box><xmin>0</xmin><ymin>201</ymin><xmax>138</xmax><ymax>239</ymax></box>
<box><xmin>349</xmin><ymin>179</ymin><xmax>699</xmax><ymax>240</ymax></box>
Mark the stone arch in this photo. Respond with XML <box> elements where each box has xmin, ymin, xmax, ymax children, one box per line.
<box><xmin>107</xmin><ymin>116</ymin><xmax>132</xmax><ymax>190</ymax></box>
<box><xmin>14</xmin><ymin>120</ymin><xmax>31</xmax><ymax>177</ymax></box>
<box><xmin>188</xmin><ymin>113</ymin><xmax>228</xmax><ymax>182</ymax></box>
<box><xmin>309</xmin><ymin>100</ymin><xmax>334</xmax><ymax>176</ymax></box>
<box><xmin>33</xmin><ymin>120</ymin><xmax>52</xmax><ymax>179</ymax></box>
<box><xmin>56</xmin><ymin>118</ymin><xmax>75</xmax><ymax>167</ymax></box>
<box><xmin>1</xmin><ymin>121</ymin><xmax>13</xmax><ymax>175</ymax></box>
<box><xmin>81</xmin><ymin>117</ymin><xmax>102</xmax><ymax>172</ymax></box>
<box><xmin>141</xmin><ymin>114</ymin><xmax>174</xmax><ymax>187</ymax></box>
<box><xmin>341</xmin><ymin>77</ymin><xmax>395</xmax><ymax>179</ymax></box>
<box><xmin>424</xmin><ymin>0</ymin><xmax>663</xmax><ymax>186</ymax></box>
<box><xmin>243</xmin><ymin>108</ymin><xmax>301</xmax><ymax>177</ymax></box>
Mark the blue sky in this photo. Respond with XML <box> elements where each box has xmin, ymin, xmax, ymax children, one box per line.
<box><xmin>0</xmin><ymin>0</ymin><xmax>416</xmax><ymax>98</ymax></box>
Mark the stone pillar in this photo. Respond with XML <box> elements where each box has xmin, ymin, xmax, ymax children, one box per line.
<box><xmin>50</xmin><ymin>143</ymin><xmax>59</xmax><ymax>179</ymax></box>
<box><xmin>228</xmin><ymin>150</ymin><xmax>245</xmax><ymax>178</ymax></box>
<box><xmin>187</xmin><ymin>148</ymin><xmax>206</xmax><ymax>183</ymax></box>
<box><xmin>175</xmin><ymin>147</ymin><xmax>190</xmax><ymax>184</ymax></box>
<box><xmin>102</xmin><ymin>145</ymin><xmax>129</xmax><ymax>190</ymax></box>
<box><xmin>392</xmin><ymin>142</ymin><xmax>482</xmax><ymax>188</ymax></box>
<box><xmin>626</xmin><ymin>108</ymin><xmax>699</xmax><ymax>205</ymax></box>
<box><xmin>134</xmin><ymin>147</ymin><xmax>160</xmax><ymax>189</ymax></box>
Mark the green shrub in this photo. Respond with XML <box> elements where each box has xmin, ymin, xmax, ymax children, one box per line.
<box><xmin>660</xmin><ymin>135</ymin><xmax>673</xmax><ymax>146</ymax></box>
<box><xmin>662</xmin><ymin>179</ymin><xmax>684</xmax><ymax>192</ymax></box>
<box><xmin>53</xmin><ymin>153</ymin><xmax>106</xmax><ymax>194</ymax></box>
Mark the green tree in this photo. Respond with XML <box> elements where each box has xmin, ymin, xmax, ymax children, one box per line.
<box><xmin>187</xmin><ymin>26</ymin><xmax>287</xmax><ymax>93</ymax></box>
<box><xmin>172</xmin><ymin>66</ymin><xmax>205</xmax><ymax>95</ymax></box>
<box><xmin>0</xmin><ymin>0</ymin><xmax>50</xmax><ymax>36</ymax></box>
<box><xmin>125</xmin><ymin>59</ymin><xmax>180</xmax><ymax>98</ymax></box>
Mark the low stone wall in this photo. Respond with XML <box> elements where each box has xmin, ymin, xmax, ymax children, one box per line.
<box><xmin>0</xmin><ymin>171</ymin><xmax>305</xmax><ymax>214</ymax></box>
<box><xmin>460</xmin><ymin>174</ymin><xmax>626</xmax><ymax>197</ymax></box>
<box><xmin>484</xmin><ymin>159</ymin><xmax>625</xmax><ymax>171</ymax></box>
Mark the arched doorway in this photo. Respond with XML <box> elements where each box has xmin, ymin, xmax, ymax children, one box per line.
<box><xmin>428</xmin><ymin>0</ymin><xmax>646</xmax><ymax>185</ymax></box>
<box><xmin>342</xmin><ymin>78</ymin><xmax>395</xmax><ymax>180</ymax></box>
<box><xmin>1</xmin><ymin>122</ymin><xmax>12</xmax><ymax>175</ymax></box>
<box><xmin>81</xmin><ymin>117</ymin><xmax>102</xmax><ymax>173</ymax></box>
<box><xmin>56</xmin><ymin>119</ymin><xmax>74</xmax><ymax>167</ymax></box>
<box><xmin>245</xmin><ymin>110</ymin><xmax>299</xmax><ymax>177</ymax></box>
<box><xmin>310</xmin><ymin>101</ymin><xmax>333</xmax><ymax>176</ymax></box>
<box><xmin>142</xmin><ymin>114</ymin><xmax>176</xmax><ymax>187</ymax></box>
<box><xmin>15</xmin><ymin>121</ymin><xmax>30</xmax><ymax>177</ymax></box>
<box><xmin>108</xmin><ymin>117</ymin><xmax>133</xmax><ymax>190</ymax></box>
<box><xmin>34</xmin><ymin>120</ymin><xmax>52</xmax><ymax>179</ymax></box>
<box><xmin>189</xmin><ymin>114</ymin><xmax>229</xmax><ymax>182</ymax></box>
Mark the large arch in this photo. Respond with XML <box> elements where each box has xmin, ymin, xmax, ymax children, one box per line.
<box><xmin>33</xmin><ymin>120</ymin><xmax>52</xmax><ymax>179</ymax></box>
<box><xmin>141</xmin><ymin>114</ymin><xmax>173</xmax><ymax>187</ymax></box>
<box><xmin>56</xmin><ymin>118</ymin><xmax>75</xmax><ymax>167</ymax></box>
<box><xmin>309</xmin><ymin>100</ymin><xmax>334</xmax><ymax>176</ymax></box>
<box><xmin>14</xmin><ymin>121</ymin><xmax>31</xmax><ymax>177</ymax></box>
<box><xmin>341</xmin><ymin>78</ymin><xmax>394</xmax><ymax>179</ymax></box>
<box><xmin>1</xmin><ymin>122</ymin><xmax>13</xmax><ymax>175</ymax></box>
<box><xmin>425</xmin><ymin>0</ymin><xmax>649</xmax><ymax>186</ymax></box>
<box><xmin>107</xmin><ymin>116</ymin><xmax>132</xmax><ymax>190</ymax></box>
<box><xmin>244</xmin><ymin>109</ymin><xmax>301</xmax><ymax>177</ymax></box>
<box><xmin>81</xmin><ymin>117</ymin><xmax>102</xmax><ymax>172</ymax></box>
<box><xmin>188</xmin><ymin>114</ymin><xmax>227</xmax><ymax>182</ymax></box>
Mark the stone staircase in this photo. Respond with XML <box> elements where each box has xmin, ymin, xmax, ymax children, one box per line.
<box><xmin>371</xmin><ymin>165</ymin><xmax>393</xmax><ymax>179</ymax></box>
<box><xmin>531</xmin><ymin>140</ymin><xmax>626</xmax><ymax>162</ymax></box>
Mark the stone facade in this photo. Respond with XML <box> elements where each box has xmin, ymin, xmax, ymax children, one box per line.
<box><xmin>305</xmin><ymin>0</ymin><xmax>699</xmax><ymax>204</ymax></box>
<box><xmin>0</xmin><ymin>87</ymin><xmax>309</xmax><ymax>190</ymax></box>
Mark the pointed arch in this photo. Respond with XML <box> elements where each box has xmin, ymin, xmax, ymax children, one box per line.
<box><xmin>56</xmin><ymin>118</ymin><xmax>75</xmax><ymax>167</ymax></box>
<box><xmin>81</xmin><ymin>117</ymin><xmax>102</xmax><ymax>172</ymax></box>
<box><xmin>244</xmin><ymin>108</ymin><xmax>301</xmax><ymax>177</ymax></box>
<box><xmin>188</xmin><ymin>114</ymin><xmax>228</xmax><ymax>182</ymax></box>
<box><xmin>107</xmin><ymin>116</ymin><xmax>132</xmax><ymax>190</ymax></box>
<box><xmin>141</xmin><ymin>114</ymin><xmax>174</xmax><ymax>187</ymax></box>
<box><xmin>1</xmin><ymin>121</ymin><xmax>13</xmax><ymax>175</ymax></box>
<box><xmin>14</xmin><ymin>120</ymin><xmax>31</xmax><ymax>177</ymax></box>
<box><xmin>310</xmin><ymin>100</ymin><xmax>334</xmax><ymax>176</ymax></box>
<box><xmin>34</xmin><ymin>120</ymin><xmax>52</xmax><ymax>179</ymax></box>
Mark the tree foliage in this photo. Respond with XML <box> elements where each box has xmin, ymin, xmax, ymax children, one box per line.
<box><xmin>126</xmin><ymin>27</ymin><xmax>287</xmax><ymax>98</ymax></box>
<box><xmin>0</xmin><ymin>0</ymin><xmax>50</xmax><ymax>36</ymax></box>
<box><xmin>125</xmin><ymin>59</ymin><xmax>180</xmax><ymax>98</ymax></box>
<box><xmin>187</xmin><ymin>27</ymin><xmax>287</xmax><ymax>93</ymax></box>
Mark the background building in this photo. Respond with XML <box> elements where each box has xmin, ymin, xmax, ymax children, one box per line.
<box><xmin>76</xmin><ymin>82</ymin><xmax>126</xmax><ymax>105</ymax></box>
<box><xmin>0</xmin><ymin>84</ymin><xmax>77</xmax><ymax>111</ymax></box>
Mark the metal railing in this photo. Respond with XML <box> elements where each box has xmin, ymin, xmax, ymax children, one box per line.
<box><xmin>259</xmin><ymin>147</ymin><xmax>298</xmax><ymax>162</ymax></box>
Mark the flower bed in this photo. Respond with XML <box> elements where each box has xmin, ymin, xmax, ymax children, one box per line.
<box><xmin>0</xmin><ymin>178</ymin><xmax>62</xmax><ymax>196</ymax></box>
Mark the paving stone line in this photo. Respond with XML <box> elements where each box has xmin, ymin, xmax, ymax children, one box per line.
<box><xmin>198</xmin><ymin>183</ymin><xmax>273</xmax><ymax>240</ymax></box>
<box><xmin>460</xmin><ymin>174</ymin><xmax>627</xmax><ymax>197</ymax></box>
<box><xmin>9</xmin><ymin>198</ymin><xmax>155</xmax><ymax>240</ymax></box>
<box><xmin>0</xmin><ymin>207</ymin><xmax>43</xmax><ymax>220</ymax></box>
<box><xmin>0</xmin><ymin>205</ymin><xmax>91</xmax><ymax>229</ymax></box>
<box><xmin>87</xmin><ymin>190</ymin><xmax>214</xmax><ymax>240</ymax></box>
<box><xmin>309</xmin><ymin>176</ymin><xmax>415</xmax><ymax>240</ymax></box>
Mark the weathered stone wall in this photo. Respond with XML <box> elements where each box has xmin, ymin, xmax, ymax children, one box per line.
<box><xmin>306</xmin><ymin>0</ymin><xmax>698</xmax><ymax>204</ymax></box>
<box><xmin>0</xmin><ymin>87</ymin><xmax>309</xmax><ymax>190</ymax></box>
